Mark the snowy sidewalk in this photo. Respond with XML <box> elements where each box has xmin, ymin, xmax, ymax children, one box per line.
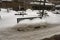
<box><xmin>0</xmin><ymin>24</ymin><xmax>60</xmax><ymax>40</ymax></box>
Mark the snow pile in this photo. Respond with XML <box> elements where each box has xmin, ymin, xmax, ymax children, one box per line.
<box><xmin>53</xmin><ymin>10</ymin><xmax>60</xmax><ymax>14</ymax></box>
<box><xmin>46</xmin><ymin>11</ymin><xmax>60</xmax><ymax>24</ymax></box>
<box><xmin>13</xmin><ymin>18</ymin><xmax>47</xmax><ymax>31</ymax></box>
<box><xmin>18</xmin><ymin>18</ymin><xmax>47</xmax><ymax>26</ymax></box>
<box><xmin>0</xmin><ymin>9</ymin><xmax>17</xmax><ymax>28</ymax></box>
<box><xmin>1</xmin><ymin>8</ymin><xmax>7</xmax><ymax>12</ymax></box>
<box><xmin>25</xmin><ymin>9</ymin><xmax>39</xmax><ymax>17</ymax></box>
<box><xmin>1</xmin><ymin>9</ymin><xmax>60</xmax><ymax>31</ymax></box>
<box><xmin>0</xmin><ymin>9</ymin><xmax>47</xmax><ymax>30</ymax></box>
<box><xmin>31</xmin><ymin>18</ymin><xmax>47</xmax><ymax>26</ymax></box>
<box><xmin>1</xmin><ymin>8</ymin><xmax>60</xmax><ymax>31</ymax></box>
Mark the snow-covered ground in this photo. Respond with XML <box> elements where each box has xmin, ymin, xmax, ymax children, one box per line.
<box><xmin>0</xmin><ymin>9</ymin><xmax>60</xmax><ymax>40</ymax></box>
<box><xmin>46</xmin><ymin>11</ymin><xmax>60</xmax><ymax>24</ymax></box>
<box><xmin>52</xmin><ymin>10</ymin><xmax>60</xmax><ymax>14</ymax></box>
<box><xmin>0</xmin><ymin>9</ymin><xmax>17</xmax><ymax>28</ymax></box>
<box><xmin>0</xmin><ymin>9</ymin><xmax>60</xmax><ymax>29</ymax></box>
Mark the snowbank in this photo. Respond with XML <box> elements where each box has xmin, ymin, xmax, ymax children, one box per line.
<box><xmin>13</xmin><ymin>10</ymin><xmax>60</xmax><ymax>31</ymax></box>
<box><xmin>0</xmin><ymin>9</ymin><xmax>17</xmax><ymax>28</ymax></box>
<box><xmin>46</xmin><ymin>11</ymin><xmax>60</xmax><ymax>24</ymax></box>
<box><xmin>0</xmin><ymin>8</ymin><xmax>60</xmax><ymax>30</ymax></box>
<box><xmin>12</xmin><ymin>18</ymin><xmax>47</xmax><ymax>31</ymax></box>
<box><xmin>25</xmin><ymin>9</ymin><xmax>39</xmax><ymax>17</ymax></box>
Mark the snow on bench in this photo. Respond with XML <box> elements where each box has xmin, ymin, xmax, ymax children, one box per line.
<box><xmin>17</xmin><ymin>16</ymin><xmax>42</xmax><ymax>23</ymax></box>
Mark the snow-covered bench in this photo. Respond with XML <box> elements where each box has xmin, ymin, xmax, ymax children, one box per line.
<box><xmin>17</xmin><ymin>16</ymin><xmax>42</xmax><ymax>23</ymax></box>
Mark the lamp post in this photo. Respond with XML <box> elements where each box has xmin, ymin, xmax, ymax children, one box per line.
<box><xmin>41</xmin><ymin>0</ymin><xmax>46</xmax><ymax>18</ymax></box>
<box><xmin>0</xmin><ymin>0</ymin><xmax>2</xmax><ymax>11</ymax></box>
<box><xmin>38</xmin><ymin>0</ymin><xmax>46</xmax><ymax>18</ymax></box>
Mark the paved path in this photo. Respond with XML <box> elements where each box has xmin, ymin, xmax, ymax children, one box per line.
<box><xmin>0</xmin><ymin>24</ymin><xmax>60</xmax><ymax>40</ymax></box>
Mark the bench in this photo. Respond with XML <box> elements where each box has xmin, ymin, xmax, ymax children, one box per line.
<box><xmin>17</xmin><ymin>16</ymin><xmax>42</xmax><ymax>23</ymax></box>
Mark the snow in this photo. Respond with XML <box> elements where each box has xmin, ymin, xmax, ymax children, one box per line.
<box><xmin>56</xmin><ymin>5</ymin><xmax>60</xmax><ymax>7</ymax></box>
<box><xmin>16</xmin><ymin>9</ymin><xmax>39</xmax><ymax>18</ymax></box>
<box><xmin>0</xmin><ymin>9</ymin><xmax>17</xmax><ymax>28</ymax></box>
<box><xmin>19</xmin><ymin>18</ymin><xmax>47</xmax><ymax>26</ymax></box>
<box><xmin>0</xmin><ymin>8</ymin><xmax>60</xmax><ymax>29</ymax></box>
<box><xmin>30</xmin><ymin>2</ymin><xmax>54</xmax><ymax>5</ymax></box>
<box><xmin>25</xmin><ymin>9</ymin><xmax>39</xmax><ymax>17</ymax></box>
<box><xmin>46</xmin><ymin>11</ymin><xmax>60</xmax><ymax>24</ymax></box>
<box><xmin>52</xmin><ymin>10</ymin><xmax>60</xmax><ymax>14</ymax></box>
